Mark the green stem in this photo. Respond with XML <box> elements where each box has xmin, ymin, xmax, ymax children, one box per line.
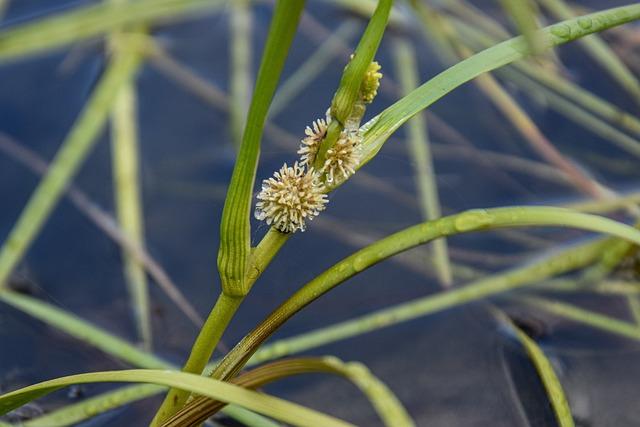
<box><xmin>210</xmin><ymin>206</ymin><xmax>640</xmax><ymax>381</ymax></box>
<box><xmin>152</xmin><ymin>227</ymin><xmax>288</xmax><ymax>424</ymax></box>
<box><xmin>150</xmin><ymin>292</ymin><xmax>243</xmax><ymax>426</ymax></box>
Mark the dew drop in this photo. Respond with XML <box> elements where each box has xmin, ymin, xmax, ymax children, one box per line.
<box><xmin>352</xmin><ymin>255</ymin><xmax>368</xmax><ymax>272</ymax></box>
<box><xmin>577</xmin><ymin>17</ymin><xmax>593</xmax><ymax>30</ymax></box>
<box><xmin>454</xmin><ymin>210</ymin><xmax>494</xmax><ymax>232</ymax></box>
<box><xmin>550</xmin><ymin>24</ymin><xmax>571</xmax><ymax>39</ymax></box>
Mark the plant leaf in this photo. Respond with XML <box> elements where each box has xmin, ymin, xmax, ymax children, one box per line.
<box><xmin>210</xmin><ymin>206</ymin><xmax>640</xmax><ymax>380</ymax></box>
<box><xmin>0</xmin><ymin>369</ymin><xmax>353</xmax><ymax>427</ymax></box>
<box><xmin>217</xmin><ymin>0</ymin><xmax>305</xmax><ymax>297</ymax></box>
<box><xmin>358</xmin><ymin>4</ymin><xmax>640</xmax><ymax>167</ymax></box>
<box><xmin>0</xmin><ymin>0</ymin><xmax>228</xmax><ymax>62</ymax></box>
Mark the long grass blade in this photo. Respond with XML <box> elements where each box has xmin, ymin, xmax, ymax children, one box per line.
<box><xmin>210</xmin><ymin>206</ymin><xmax>640</xmax><ymax>381</ymax></box>
<box><xmin>229</xmin><ymin>0</ymin><xmax>252</xmax><ymax>148</ymax></box>
<box><xmin>494</xmin><ymin>310</ymin><xmax>575</xmax><ymax>427</ymax></box>
<box><xmin>358</xmin><ymin>4</ymin><xmax>640</xmax><ymax>168</ymax></box>
<box><xmin>217</xmin><ymin>0</ymin><xmax>304</xmax><ymax>297</ymax></box>
<box><xmin>393</xmin><ymin>37</ymin><xmax>452</xmax><ymax>287</ymax></box>
<box><xmin>539</xmin><ymin>0</ymin><xmax>640</xmax><ymax>104</ymax></box>
<box><xmin>168</xmin><ymin>357</ymin><xmax>414</xmax><ymax>427</ymax></box>
<box><xmin>520</xmin><ymin>295</ymin><xmax>640</xmax><ymax>340</ymax></box>
<box><xmin>0</xmin><ymin>369</ymin><xmax>354</xmax><ymax>427</ymax></box>
<box><xmin>109</xmin><ymin>3</ymin><xmax>152</xmax><ymax>350</ymax></box>
<box><xmin>0</xmin><ymin>0</ymin><xmax>228</xmax><ymax>62</ymax></box>
<box><xmin>0</xmin><ymin>290</ymin><xmax>167</xmax><ymax>369</ymax></box>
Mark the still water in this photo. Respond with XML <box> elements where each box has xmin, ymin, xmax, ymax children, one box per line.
<box><xmin>1</xmin><ymin>0</ymin><xmax>639</xmax><ymax>425</ymax></box>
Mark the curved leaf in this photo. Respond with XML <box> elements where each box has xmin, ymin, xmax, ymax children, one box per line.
<box><xmin>0</xmin><ymin>369</ymin><xmax>353</xmax><ymax>427</ymax></box>
<box><xmin>358</xmin><ymin>4</ymin><xmax>640</xmax><ymax>166</ymax></box>
<box><xmin>210</xmin><ymin>206</ymin><xmax>640</xmax><ymax>381</ymax></box>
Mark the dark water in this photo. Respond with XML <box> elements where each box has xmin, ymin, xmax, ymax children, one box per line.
<box><xmin>1</xmin><ymin>1</ymin><xmax>640</xmax><ymax>426</ymax></box>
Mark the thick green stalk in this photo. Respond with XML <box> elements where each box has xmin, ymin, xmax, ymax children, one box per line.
<box><xmin>153</xmin><ymin>227</ymin><xmax>289</xmax><ymax>424</ymax></box>
<box><xmin>151</xmin><ymin>293</ymin><xmax>242</xmax><ymax>425</ymax></box>
<box><xmin>217</xmin><ymin>0</ymin><xmax>304</xmax><ymax>297</ymax></box>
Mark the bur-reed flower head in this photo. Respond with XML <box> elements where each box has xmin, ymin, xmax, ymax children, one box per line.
<box><xmin>298</xmin><ymin>116</ymin><xmax>330</xmax><ymax>167</ymax></box>
<box><xmin>255</xmin><ymin>162</ymin><xmax>328</xmax><ymax>233</ymax></box>
<box><xmin>321</xmin><ymin>130</ymin><xmax>361</xmax><ymax>184</ymax></box>
<box><xmin>361</xmin><ymin>61</ymin><xmax>382</xmax><ymax>104</ymax></box>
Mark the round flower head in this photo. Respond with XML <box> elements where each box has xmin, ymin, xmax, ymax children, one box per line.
<box><xmin>322</xmin><ymin>130</ymin><xmax>361</xmax><ymax>184</ymax></box>
<box><xmin>255</xmin><ymin>162</ymin><xmax>328</xmax><ymax>233</ymax></box>
<box><xmin>361</xmin><ymin>61</ymin><xmax>382</xmax><ymax>104</ymax></box>
<box><xmin>298</xmin><ymin>116</ymin><xmax>330</xmax><ymax>167</ymax></box>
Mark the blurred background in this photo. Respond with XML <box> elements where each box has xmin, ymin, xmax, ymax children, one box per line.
<box><xmin>1</xmin><ymin>0</ymin><xmax>640</xmax><ymax>425</ymax></box>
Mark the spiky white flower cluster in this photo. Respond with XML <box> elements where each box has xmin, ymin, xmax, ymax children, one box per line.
<box><xmin>255</xmin><ymin>60</ymin><xmax>382</xmax><ymax>233</ymax></box>
<box><xmin>321</xmin><ymin>129</ymin><xmax>362</xmax><ymax>184</ymax></box>
<box><xmin>255</xmin><ymin>162</ymin><xmax>328</xmax><ymax>233</ymax></box>
<box><xmin>298</xmin><ymin>116</ymin><xmax>330</xmax><ymax>168</ymax></box>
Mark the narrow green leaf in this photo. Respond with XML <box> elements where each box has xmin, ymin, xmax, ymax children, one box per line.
<box><xmin>0</xmin><ymin>370</ymin><xmax>354</xmax><ymax>427</ymax></box>
<box><xmin>229</xmin><ymin>0</ymin><xmax>253</xmax><ymax>148</ymax></box>
<box><xmin>330</xmin><ymin>0</ymin><xmax>392</xmax><ymax>123</ymax></box>
<box><xmin>109</xmin><ymin>10</ymin><xmax>152</xmax><ymax>350</ymax></box>
<box><xmin>0</xmin><ymin>40</ymin><xmax>144</xmax><ymax>288</ymax></box>
<box><xmin>450</xmin><ymin>17</ymin><xmax>640</xmax><ymax>138</ymax></box>
<box><xmin>168</xmin><ymin>356</ymin><xmax>414</xmax><ymax>427</ymax></box>
<box><xmin>211</xmin><ymin>206</ymin><xmax>640</xmax><ymax>380</ymax></box>
<box><xmin>539</xmin><ymin>0</ymin><xmax>640</xmax><ymax>104</ymax></box>
<box><xmin>358</xmin><ymin>4</ymin><xmax>640</xmax><ymax>167</ymax></box>
<box><xmin>315</xmin><ymin>0</ymin><xmax>392</xmax><ymax>171</ymax></box>
<box><xmin>392</xmin><ymin>37</ymin><xmax>452</xmax><ymax>287</ymax></box>
<box><xmin>0</xmin><ymin>290</ymin><xmax>168</xmax><ymax>369</ymax></box>
<box><xmin>217</xmin><ymin>0</ymin><xmax>305</xmax><ymax>297</ymax></box>
<box><xmin>0</xmin><ymin>0</ymin><xmax>228</xmax><ymax>62</ymax></box>
<box><xmin>18</xmin><ymin>384</ymin><xmax>163</xmax><ymax>427</ymax></box>
<box><xmin>521</xmin><ymin>295</ymin><xmax>640</xmax><ymax>341</ymax></box>
<box><xmin>245</xmin><ymin>240</ymin><xmax>604</xmax><ymax>368</ymax></box>
<box><xmin>494</xmin><ymin>310</ymin><xmax>575</xmax><ymax>427</ymax></box>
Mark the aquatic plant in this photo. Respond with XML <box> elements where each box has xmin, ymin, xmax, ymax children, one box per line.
<box><xmin>0</xmin><ymin>1</ymin><xmax>640</xmax><ymax>426</ymax></box>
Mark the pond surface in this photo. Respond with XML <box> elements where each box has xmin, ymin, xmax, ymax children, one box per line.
<box><xmin>1</xmin><ymin>1</ymin><xmax>640</xmax><ymax>426</ymax></box>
